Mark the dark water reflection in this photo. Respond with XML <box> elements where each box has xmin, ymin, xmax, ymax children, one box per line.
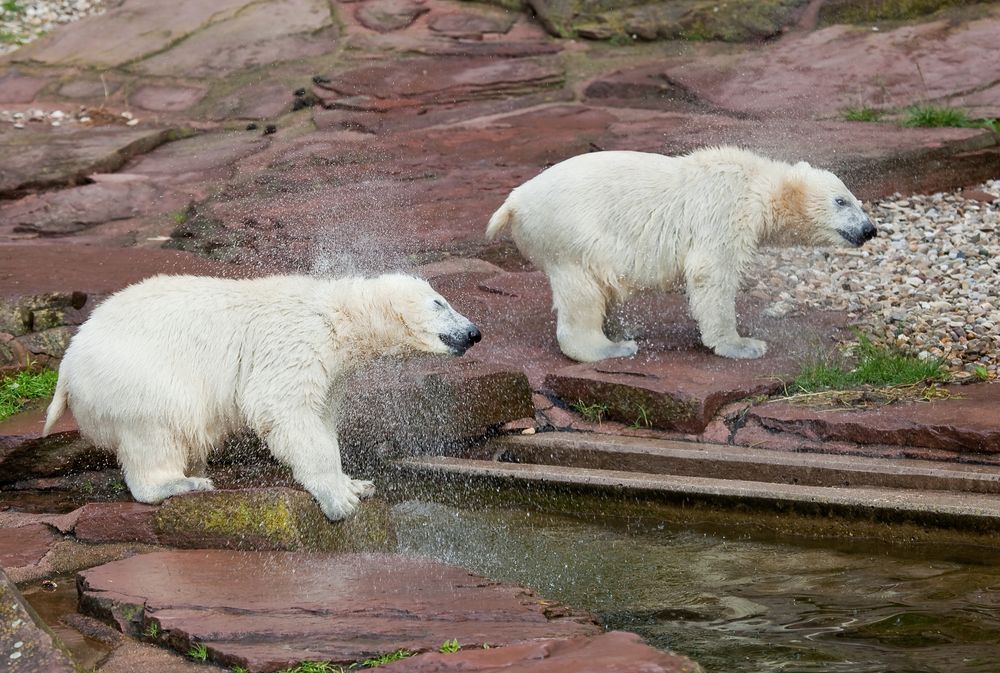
<box><xmin>394</xmin><ymin>501</ymin><xmax>1000</xmax><ymax>673</ymax></box>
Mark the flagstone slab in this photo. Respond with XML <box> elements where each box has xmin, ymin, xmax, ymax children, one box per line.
<box><xmin>747</xmin><ymin>384</ymin><xmax>1000</xmax><ymax>454</ymax></box>
<box><xmin>9</xmin><ymin>0</ymin><xmax>255</xmax><ymax>68</ymax></box>
<box><xmin>661</xmin><ymin>13</ymin><xmax>1000</xmax><ymax>118</ymax></box>
<box><xmin>378</xmin><ymin>631</ymin><xmax>701</xmax><ymax>673</ymax></box>
<box><xmin>78</xmin><ymin>549</ymin><xmax>601</xmax><ymax>671</ymax></box>
<box><xmin>0</xmin><ymin>126</ymin><xmax>187</xmax><ymax>199</ymax></box>
<box><xmin>314</xmin><ymin>56</ymin><xmax>564</xmax><ymax>110</ymax></box>
<box><xmin>133</xmin><ymin>0</ymin><xmax>337</xmax><ymax>78</ymax></box>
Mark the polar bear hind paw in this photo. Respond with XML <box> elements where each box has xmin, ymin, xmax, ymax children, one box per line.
<box><xmin>151</xmin><ymin>477</ymin><xmax>215</xmax><ymax>502</ymax></box>
<box><xmin>602</xmin><ymin>339</ymin><xmax>638</xmax><ymax>360</ymax></box>
<box><xmin>714</xmin><ymin>337</ymin><xmax>768</xmax><ymax>359</ymax></box>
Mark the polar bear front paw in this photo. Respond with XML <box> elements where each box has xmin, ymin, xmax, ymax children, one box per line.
<box><xmin>714</xmin><ymin>337</ymin><xmax>768</xmax><ymax>359</ymax></box>
<box><xmin>349</xmin><ymin>479</ymin><xmax>376</xmax><ymax>499</ymax></box>
<box><xmin>306</xmin><ymin>479</ymin><xmax>360</xmax><ymax>521</ymax></box>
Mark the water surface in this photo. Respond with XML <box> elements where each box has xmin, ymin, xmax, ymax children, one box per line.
<box><xmin>395</xmin><ymin>501</ymin><xmax>1000</xmax><ymax>673</ymax></box>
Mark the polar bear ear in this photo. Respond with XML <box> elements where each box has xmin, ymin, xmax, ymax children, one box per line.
<box><xmin>794</xmin><ymin>160</ymin><xmax>811</xmax><ymax>170</ymax></box>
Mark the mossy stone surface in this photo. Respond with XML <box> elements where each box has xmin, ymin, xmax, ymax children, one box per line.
<box><xmin>154</xmin><ymin>487</ymin><xmax>396</xmax><ymax>553</ymax></box>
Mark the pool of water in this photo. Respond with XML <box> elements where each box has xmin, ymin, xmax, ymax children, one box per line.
<box><xmin>394</xmin><ymin>500</ymin><xmax>1000</xmax><ymax>673</ymax></box>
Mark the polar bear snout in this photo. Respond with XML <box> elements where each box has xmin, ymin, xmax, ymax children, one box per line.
<box><xmin>439</xmin><ymin>324</ymin><xmax>482</xmax><ymax>355</ymax></box>
<box><xmin>837</xmin><ymin>216</ymin><xmax>877</xmax><ymax>247</ymax></box>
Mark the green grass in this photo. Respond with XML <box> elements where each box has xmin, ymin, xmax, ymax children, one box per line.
<box><xmin>791</xmin><ymin>334</ymin><xmax>946</xmax><ymax>394</ymax></box>
<box><xmin>278</xmin><ymin>663</ymin><xmax>342</xmax><ymax>673</ymax></box>
<box><xmin>902</xmin><ymin>104</ymin><xmax>997</xmax><ymax>132</ymax></box>
<box><xmin>630</xmin><ymin>404</ymin><xmax>652</xmax><ymax>429</ymax></box>
<box><xmin>1</xmin><ymin>0</ymin><xmax>23</xmax><ymax>15</ymax></box>
<box><xmin>843</xmin><ymin>106</ymin><xmax>883</xmax><ymax>122</ymax></box>
<box><xmin>0</xmin><ymin>368</ymin><xmax>58</xmax><ymax>422</ymax></box>
<box><xmin>974</xmin><ymin>365</ymin><xmax>990</xmax><ymax>381</ymax></box>
<box><xmin>439</xmin><ymin>639</ymin><xmax>460</xmax><ymax>654</ymax></box>
<box><xmin>570</xmin><ymin>400</ymin><xmax>609</xmax><ymax>424</ymax></box>
<box><xmin>232</xmin><ymin>668</ymin><xmax>249</xmax><ymax>673</ymax></box>
<box><xmin>353</xmin><ymin>649</ymin><xmax>413</xmax><ymax>668</ymax></box>
<box><xmin>143</xmin><ymin>622</ymin><xmax>159</xmax><ymax>638</ymax></box>
<box><xmin>187</xmin><ymin>643</ymin><xmax>208</xmax><ymax>662</ymax></box>
<box><xmin>0</xmin><ymin>30</ymin><xmax>23</xmax><ymax>44</ymax></box>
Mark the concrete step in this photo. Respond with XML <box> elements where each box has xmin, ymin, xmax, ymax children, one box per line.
<box><xmin>487</xmin><ymin>432</ymin><xmax>1000</xmax><ymax>494</ymax></box>
<box><xmin>395</xmin><ymin>454</ymin><xmax>1000</xmax><ymax>533</ymax></box>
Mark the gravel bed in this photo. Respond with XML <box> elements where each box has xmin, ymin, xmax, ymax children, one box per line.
<box><xmin>1</xmin><ymin>0</ymin><xmax>107</xmax><ymax>56</ymax></box>
<box><xmin>752</xmin><ymin>180</ymin><xmax>1000</xmax><ymax>380</ymax></box>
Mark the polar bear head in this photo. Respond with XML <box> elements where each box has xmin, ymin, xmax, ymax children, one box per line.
<box><xmin>773</xmin><ymin>162</ymin><xmax>876</xmax><ymax>248</ymax></box>
<box><xmin>368</xmin><ymin>274</ymin><xmax>481</xmax><ymax>356</ymax></box>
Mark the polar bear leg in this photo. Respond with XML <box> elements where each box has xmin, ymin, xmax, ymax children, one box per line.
<box><xmin>117</xmin><ymin>428</ymin><xmax>215</xmax><ymax>504</ymax></box>
<box><xmin>266</xmin><ymin>414</ymin><xmax>361</xmax><ymax>520</ymax></box>
<box><xmin>550</xmin><ymin>266</ymin><xmax>638</xmax><ymax>362</ymax></box>
<box><xmin>684</xmin><ymin>259</ymin><xmax>767</xmax><ymax>359</ymax></box>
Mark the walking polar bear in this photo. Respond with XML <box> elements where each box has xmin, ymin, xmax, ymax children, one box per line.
<box><xmin>43</xmin><ymin>274</ymin><xmax>481</xmax><ymax>520</ymax></box>
<box><xmin>487</xmin><ymin>147</ymin><xmax>876</xmax><ymax>362</ymax></box>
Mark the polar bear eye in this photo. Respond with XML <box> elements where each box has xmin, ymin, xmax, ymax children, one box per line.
<box><xmin>835</xmin><ymin>197</ymin><xmax>848</xmax><ymax>207</ymax></box>
<box><xmin>433</xmin><ymin>299</ymin><xmax>446</xmax><ymax>309</ymax></box>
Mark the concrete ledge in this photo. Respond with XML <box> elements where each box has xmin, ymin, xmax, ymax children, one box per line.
<box><xmin>396</xmin><ymin>455</ymin><xmax>1000</xmax><ymax>537</ymax></box>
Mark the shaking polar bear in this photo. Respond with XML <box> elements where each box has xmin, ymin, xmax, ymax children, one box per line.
<box><xmin>486</xmin><ymin>147</ymin><xmax>875</xmax><ymax>362</ymax></box>
<box><xmin>43</xmin><ymin>274</ymin><xmax>481</xmax><ymax>520</ymax></box>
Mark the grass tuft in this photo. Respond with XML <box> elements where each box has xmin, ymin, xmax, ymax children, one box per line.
<box><xmin>901</xmin><ymin>104</ymin><xmax>997</xmax><ymax>132</ymax></box>
<box><xmin>278</xmin><ymin>663</ymin><xmax>342</xmax><ymax>673</ymax></box>
<box><xmin>353</xmin><ymin>649</ymin><xmax>413</xmax><ymax>669</ymax></box>
<box><xmin>439</xmin><ymin>639</ymin><xmax>460</xmax><ymax>654</ymax></box>
<box><xmin>792</xmin><ymin>334</ymin><xmax>945</xmax><ymax>394</ymax></box>
<box><xmin>143</xmin><ymin>622</ymin><xmax>159</xmax><ymax>638</ymax></box>
<box><xmin>570</xmin><ymin>400</ymin><xmax>608</xmax><ymax>424</ymax></box>
<box><xmin>0</xmin><ymin>368</ymin><xmax>59</xmax><ymax>422</ymax></box>
<box><xmin>187</xmin><ymin>643</ymin><xmax>208</xmax><ymax>662</ymax></box>
<box><xmin>843</xmin><ymin>106</ymin><xmax>882</xmax><ymax>122</ymax></box>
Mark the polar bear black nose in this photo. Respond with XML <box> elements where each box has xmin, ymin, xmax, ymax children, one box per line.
<box><xmin>861</xmin><ymin>220</ymin><xmax>877</xmax><ymax>242</ymax></box>
<box><xmin>468</xmin><ymin>326</ymin><xmax>482</xmax><ymax>344</ymax></box>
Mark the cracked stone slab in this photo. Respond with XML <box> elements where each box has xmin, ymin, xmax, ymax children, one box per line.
<box><xmin>78</xmin><ymin>549</ymin><xmax>601</xmax><ymax>672</ymax></box>
<box><xmin>0</xmin><ymin>126</ymin><xmax>188</xmax><ymax>198</ymax></box>
<box><xmin>133</xmin><ymin>0</ymin><xmax>338</xmax><ymax>78</ymax></box>
<box><xmin>314</xmin><ymin>56</ymin><xmax>564</xmax><ymax>110</ymax></box>
<box><xmin>662</xmin><ymin>13</ymin><xmax>1000</xmax><ymax>118</ymax></box>
<box><xmin>9</xmin><ymin>0</ymin><xmax>268</xmax><ymax>68</ymax></box>
<box><xmin>747</xmin><ymin>384</ymin><xmax>1000</xmax><ymax>454</ymax></box>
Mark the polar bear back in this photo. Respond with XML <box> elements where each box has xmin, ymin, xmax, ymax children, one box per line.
<box><xmin>60</xmin><ymin>274</ymin><xmax>334</xmax><ymax>449</ymax></box>
<box><xmin>505</xmin><ymin>149</ymin><xmax>766</xmax><ymax>292</ymax></box>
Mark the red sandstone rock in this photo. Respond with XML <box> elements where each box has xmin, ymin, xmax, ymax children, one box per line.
<box><xmin>0</xmin><ymin>70</ymin><xmax>49</xmax><ymax>104</ymax></box>
<box><xmin>379</xmin><ymin>631</ymin><xmax>701</xmax><ymax>673</ymax></box>
<box><xmin>130</xmin><ymin>85</ymin><xmax>207</xmax><ymax>112</ymax></box>
<box><xmin>314</xmin><ymin>56</ymin><xmax>563</xmax><ymax>109</ymax></box>
<box><xmin>78</xmin><ymin>550</ymin><xmax>601</xmax><ymax>671</ymax></box>
<box><xmin>0</xmin><ymin>126</ymin><xmax>185</xmax><ymax>199</ymax></box>
<box><xmin>748</xmin><ymin>384</ymin><xmax>1000</xmax><ymax>454</ymax></box>
<box><xmin>356</xmin><ymin>0</ymin><xmax>429</xmax><ymax>32</ymax></box>
<box><xmin>73</xmin><ymin>502</ymin><xmax>159</xmax><ymax>545</ymax></box>
<box><xmin>428</xmin><ymin>11</ymin><xmax>515</xmax><ymax>38</ymax></box>
<box><xmin>0</xmin><ymin>523</ymin><xmax>58</xmax><ymax>569</ymax></box>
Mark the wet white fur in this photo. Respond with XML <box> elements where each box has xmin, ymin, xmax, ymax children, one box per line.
<box><xmin>487</xmin><ymin>147</ymin><xmax>869</xmax><ymax>362</ymax></box>
<box><xmin>43</xmin><ymin>273</ymin><xmax>476</xmax><ymax>520</ymax></box>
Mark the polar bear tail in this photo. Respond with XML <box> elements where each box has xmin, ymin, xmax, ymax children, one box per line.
<box><xmin>42</xmin><ymin>372</ymin><xmax>68</xmax><ymax>437</ymax></box>
<box><xmin>485</xmin><ymin>200</ymin><xmax>515</xmax><ymax>241</ymax></box>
